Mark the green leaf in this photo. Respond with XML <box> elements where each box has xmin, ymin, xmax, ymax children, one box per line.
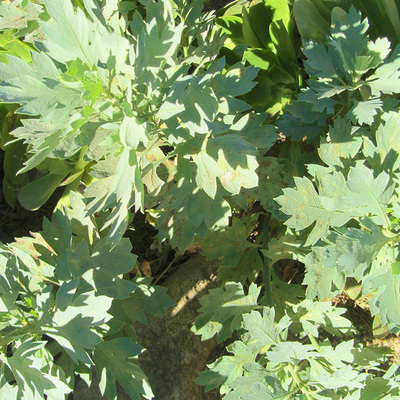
<box><xmin>329</xmin><ymin>7</ymin><xmax>370</xmax><ymax>80</ymax></box>
<box><xmin>392</xmin><ymin>261</ymin><xmax>400</xmax><ymax>275</ymax></box>
<box><xmin>195</xmin><ymin>341</ymin><xmax>256</xmax><ymax>394</ymax></box>
<box><xmin>244</xmin><ymin>0</ymin><xmax>273</xmax><ymax>48</ymax></box>
<box><xmin>277</xmin><ymin>90</ymin><xmax>331</xmax><ymax>142</ymax></box>
<box><xmin>322</xmin><ymin>220</ymin><xmax>391</xmax><ymax>280</ymax></box>
<box><xmin>217</xmin><ymin>247</ymin><xmax>264</xmax><ymax>285</ymax></box>
<box><xmin>316</xmin><ymin>340</ymin><xmax>355</xmax><ymax>369</ymax></box>
<box><xmin>39</xmin><ymin>287</ymin><xmax>113</xmax><ymax>365</ymax></box>
<box><xmin>363</xmin><ymin>112</ymin><xmax>400</xmax><ymax>172</ymax></box>
<box><xmin>18</xmin><ymin>173</ymin><xmax>69</xmax><ymax>211</ymax></box>
<box><xmin>0</xmin><ymin>53</ymin><xmax>82</xmax><ymax>120</ymax></box>
<box><xmin>156</xmin><ymin>76</ymin><xmax>219</xmax><ymax>136</ymax></box>
<box><xmin>0</xmin><ymin>244</ymin><xmax>26</xmax><ymax>297</ymax></box>
<box><xmin>242</xmin><ymin>309</ymin><xmax>289</xmax><ymax>353</ymax></box>
<box><xmin>0</xmin><ymin>374</ymin><xmax>19</xmax><ymax>400</ymax></box>
<box><xmin>366</xmin><ymin>269</ymin><xmax>400</xmax><ymax>333</ymax></box>
<box><xmin>263</xmin><ymin>234</ymin><xmax>303</xmax><ymax>266</ymax></box>
<box><xmin>85</xmin><ymin>147</ymin><xmax>144</xmax><ymax>247</ymax></box>
<box><xmin>283</xmin><ymin>7</ymin><xmax>399</xmax><ymax>144</ymax></box>
<box><xmin>293</xmin><ymin>0</ymin><xmax>331</xmax><ymax>42</ymax></box>
<box><xmin>302</xmin><ymin>40</ymin><xmax>340</xmax><ymax>83</ymax></box>
<box><xmin>277</xmin><ymin>162</ymin><xmax>394</xmax><ymax>246</ymax></box>
<box><xmin>210</xmin><ymin>61</ymin><xmax>258</xmax><ymax>100</ymax></box>
<box><xmin>10</xmin><ymin>118</ymin><xmax>70</xmax><ymax>173</ymax></box>
<box><xmin>231</xmin><ymin>157</ymin><xmax>287</xmax><ymax>219</ymax></box>
<box><xmin>344</xmin><ymin>163</ymin><xmax>393</xmax><ymax>227</ymax></box>
<box><xmin>0</xmin><ymin>0</ymin><xmax>42</xmax><ymax>32</ymax></box>
<box><xmin>347</xmin><ymin>98</ymin><xmax>383</xmax><ymax>125</ymax></box>
<box><xmin>56</xmin><ymin>238</ymin><xmax>137</xmax><ymax>298</ymax></box>
<box><xmin>228</xmin><ymin>112</ymin><xmax>279</xmax><ymax>150</ymax></box>
<box><xmin>0</xmin><ymin>31</ymin><xmax>32</xmax><ymax>63</ymax></box>
<box><xmin>39</xmin><ymin>0</ymin><xmax>106</xmax><ymax>66</ymax></box>
<box><xmin>156</xmin><ymin>179</ymin><xmax>231</xmax><ymax>251</ymax></box>
<box><xmin>4</xmin><ymin>339</ymin><xmax>71</xmax><ymax>400</ymax></box>
<box><xmin>199</xmin><ymin>215</ymin><xmax>264</xmax><ymax>284</ymax></box>
<box><xmin>120</xmin><ymin>114</ymin><xmax>148</xmax><ymax>149</ymax></box>
<box><xmin>216</xmin><ymin>16</ymin><xmax>246</xmax><ymax>49</ymax></box>
<box><xmin>266</xmin><ymin>341</ymin><xmax>316</xmax><ymax>364</ymax></box>
<box><xmin>39</xmin><ymin>208</ymin><xmax>73</xmax><ymax>257</ymax></box>
<box><xmin>110</xmin><ymin>277</ymin><xmax>175</xmax><ymax>325</ymax></box>
<box><xmin>61</xmin><ymin>191</ymin><xmax>97</xmax><ymax>244</ymax></box>
<box><xmin>2</xmin><ymin>138</ymin><xmax>29</xmax><ymax>206</ymax></box>
<box><xmin>242</xmin><ymin>6</ymin><xmax>263</xmax><ymax>48</ymax></box>
<box><xmin>191</xmin><ymin>282</ymin><xmax>260</xmax><ymax>343</ymax></box>
<box><xmin>7</xmin><ymin>236</ymin><xmax>54</xmax><ymax>293</ymax></box>
<box><xmin>270</xmin><ymin>19</ymin><xmax>297</xmax><ymax>69</ymax></box>
<box><xmin>318</xmin><ymin>117</ymin><xmax>362</xmax><ymax>169</ymax></box>
<box><xmin>224</xmin><ymin>364</ymin><xmax>289</xmax><ymax>400</ymax></box>
<box><xmin>243</xmin><ymin>48</ymin><xmax>277</xmax><ymax>71</ymax></box>
<box><xmin>93</xmin><ymin>338</ymin><xmax>153</xmax><ymax>400</ymax></box>
<box><xmin>303</xmin><ymin>246</ymin><xmax>346</xmax><ymax>299</ymax></box>
<box><xmin>138</xmin><ymin>145</ymin><xmax>165</xmax><ymax>195</ymax></box>
<box><xmin>290</xmin><ymin>300</ymin><xmax>355</xmax><ymax>337</ymax></box>
<box><xmin>367</xmin><ymin>45</ymin><xmax>400</xmax><ymax>96</ymax></box>
<box><xmin>276</xmin><ymin>176</ymin><xmax>348</xmax><ymax>246</ymax></box>
<box><xmin>312</xmin><ymin>365</ymin><xmax>366</xmax><ymax>390</ymax></box>
<box><xmin>189</xmin><ymin>134</ymin><xmax>259</xmax><ymax>198</ymax></box>
<box><xmin>199</xmin><ymin>218</ymin><xmax>257</xmax><ymax>267</ymax></box>
<box><xmin>134</xmin><ymin>0</ymin><xmax>182</xmax><ymax>83</ymax></box>
<box><xmin>270</xmin><ymin>270</ymin><xmax>304</xmax><ymax>319</ymax></box>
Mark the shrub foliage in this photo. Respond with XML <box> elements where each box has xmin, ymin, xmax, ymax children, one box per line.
<box><xmin>0</xmin><ymin>1</ymin><xmax>400</xmax><ymax>399</ymax></box>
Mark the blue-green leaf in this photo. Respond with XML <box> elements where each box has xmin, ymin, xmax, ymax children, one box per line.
<box><xmin>93</xmin><ymin>338</ymin><xmax>153</xmax><ymax>400</ymax></box>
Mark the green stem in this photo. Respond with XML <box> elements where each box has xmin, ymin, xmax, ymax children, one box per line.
<box><xmin>0</xmin><ymin>328</ymin><xmax>21</xmax><ymax>348</ymax></box>
<box><xmin>286</xmin><ymin>364</ymin><xmax>314</xmax><ymax>400</ymax></box>
<box><xmin>308</xmin><ymin>334</ymin><xmax>320</xmax><ymax>351</ymax></box>
<box><xmin>0</xmin><ymin>319</ymin><xmax>35</xmax><ymax>348</ymax></box>
<box><xmin>262</xmin><ymin>214</ymin><xmax>273</xmax><ymax>307</ymax></box>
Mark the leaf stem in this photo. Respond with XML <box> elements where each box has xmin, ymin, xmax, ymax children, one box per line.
<box><xmin>262</xmin><ymin>213</ymin><xmax>273</xmax><ymax>307</ymax></box>
<box><xmin>308</xmin><ymin>334</ymin><xmax>320</xmax><ymax>351</ymax></box>
<box><xmin>0</xmin><ymin>326</ymin><xmax>25</xmax><ymax>348</ymax></box>
<box><xmin>286</xmin><ymin>363</ymin><xmax>314</xmax><ymax>400</ymax></box>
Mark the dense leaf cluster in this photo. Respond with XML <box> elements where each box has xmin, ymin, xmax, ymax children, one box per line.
<box><xmin>0</xmin><ymin>1</ymin><xmax>400</xmax><ymax>399</ymax></box>
<box><xmin>0</xmin><ymin>192</ymin><xmax>174</xmax><ymax>399</ymax></box>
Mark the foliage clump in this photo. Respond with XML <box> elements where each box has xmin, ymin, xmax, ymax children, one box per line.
<box><xmin>0</xmin><ymin>1</ymin><xmax>399</xmax><ymax>399</ymax></box>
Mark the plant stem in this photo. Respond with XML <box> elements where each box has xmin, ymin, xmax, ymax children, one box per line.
<box><xmin>262</xmin><ymin>213</ymin><xmax>273</xmax><ymax>307</ymax></box>
<box><xmin>308</xmin><ymin>334</ymin><xmax>320</xmax><ymax>351</ymax></box>
<box><xmin>286</xmin><ymin>363</ymin><xmax>314</xmax><ymax>400</ymax></box>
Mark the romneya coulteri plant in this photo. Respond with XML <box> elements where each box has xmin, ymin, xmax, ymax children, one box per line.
<box><xmin>0</xmin><ymin>0</ymin><xmax>399</xmax><ymax>399</ymax></box>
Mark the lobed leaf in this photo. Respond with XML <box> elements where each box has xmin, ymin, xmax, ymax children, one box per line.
<box><xmin>192</xmin><ymin>282</ymin><xmax>260</xmax><ymax>343</ymax></box>
<box><xmin>3</xmin><ymin>339</ymin><xmax>71</xmax><ymax>400</ymax></box>
<box><xmin>93</xmin><ymin>338</ymin><xmax>153</xmax><ymax>400</ymax></box>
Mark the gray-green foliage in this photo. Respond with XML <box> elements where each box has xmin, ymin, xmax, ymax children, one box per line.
<box><xmin>193</xmin><ymin>284</ymin><xmax>400</xmax><ymax>399</ymax></box>
<box><xmin>293</xmin><ymin>0</ymin><xmax>400</xmax><ymax>47</ymax></box>
<box><xmin>193</xmin><ymin>6</ymin><xmax>400</xmax><ymax>399</ymax></box>
<box><xmin>278</xmin><ymin>6</ymin><xmax>400</xmax><ymax>142</ymax></box>
<box><xmin>275</xmin><ymin>8</ymin><xmax>400</xmax><ymax>335</ymax></box>
<box><xmin>1</xmin><ymin>2</ymin><xmax>400</xmax><ymax>400</ymax></box>
<box><xmin>0</xmin><ymin>0</ymin><xmax>273</xmax><ymax>250</ymax></box>
<box><xmin>0</xmin><ymin>192</ymin><xmax>174</xmax><ymax>399</ymax></box>
<box><xmin>0</xmin><ymin>0</ymin><xmax>271</xmax><ymax>398</ymax></box>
